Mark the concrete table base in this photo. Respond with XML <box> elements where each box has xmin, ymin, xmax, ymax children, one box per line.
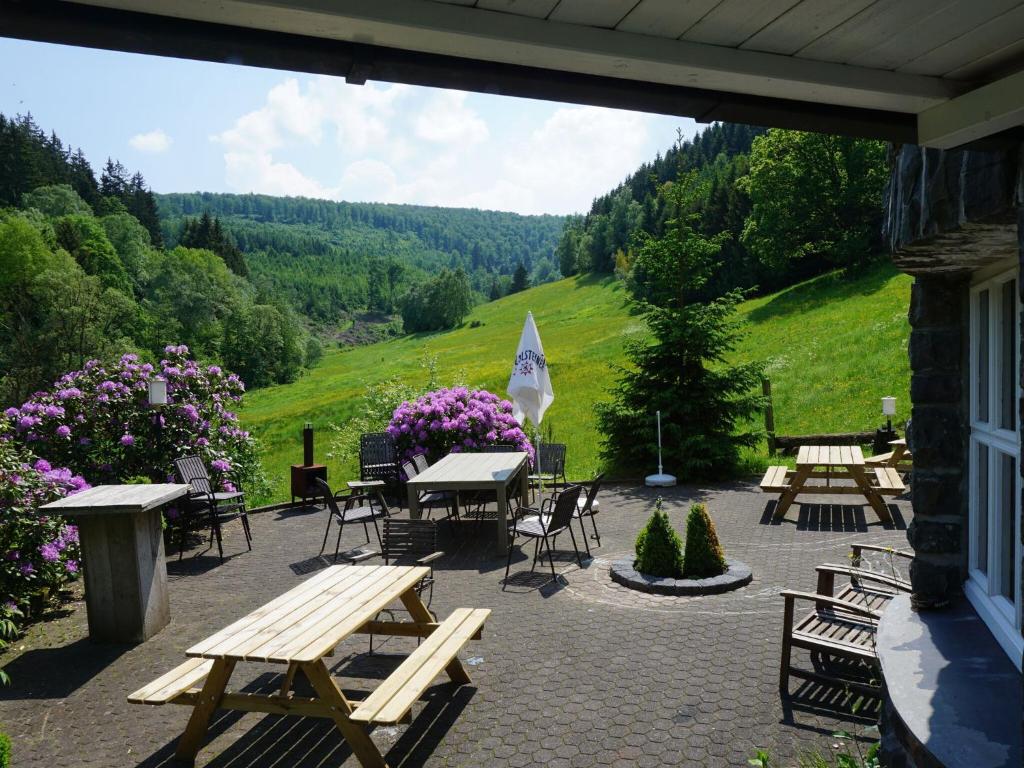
<box><xmin>77</xmin><ymin>507</ymin><xmax>170</xmax><ymax>643</ymax></box>
<box><xmin>41</xmin><ymin>483</ymin><xmax>189</xmax><ymax>644</ymax></box>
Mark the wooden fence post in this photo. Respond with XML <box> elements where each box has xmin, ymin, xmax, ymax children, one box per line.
<box><xmin>762</xmin><ymin>377</ymin><xmax>776</xmax><ymax>455</ymax></box>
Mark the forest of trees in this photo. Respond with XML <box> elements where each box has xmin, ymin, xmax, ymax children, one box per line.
<box><xmin>559</xmin><ymin>122</ymin><xmax>888</xmax><ymax>299</ymax></box>
<box><xmin>157</xmin><ymin>192</ymin><xmax>566</xmax><ymax>323</ymax></box>
<box><xmin>0</xmin><ymin>113</ymin><xmax>318</xmax><ymax>403</ymax></box>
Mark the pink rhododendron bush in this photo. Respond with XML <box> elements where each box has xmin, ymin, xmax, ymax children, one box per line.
<box><xmin>0</xmin><ymin>434</ymin><xmax>87</xmax><ymax>626</ymax></box>
<box><xmin>1</xmin><ymin>346</ymin><xmax>266</xmax><ymax>496</ymax></box>
<box><xmin>387</xmin><ymin>387</ymin><xmax>533</xmax><ymax>465</ymax></box>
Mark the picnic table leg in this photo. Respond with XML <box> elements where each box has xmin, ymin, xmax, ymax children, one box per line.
<box><xmin>301</xmin><ymin>660</ymin><xmax>388</xmax><ymax>768</ymax></box>
<box><xmin>174</xmin><ymin>658</ymin><xmax>236</xmax><ymax>762</ymax></box>
<box><xmin>399</xmin><ymin>588</ymin><xmax>471</xmax><ymax>685</ymax></box>
<box><xmin>774</xmin><ymin>466</ymin><xmax>811</xmax><ymax>520</ymax></box>
<box><xmin>848</xmin><ymin>465</ymin><xmax>893</xmax><ymax>524</ymax></box>
<box><xmin>407</xmin><ymin>485</ymin><xmax>420</xmax><ymax>520</ymax></box>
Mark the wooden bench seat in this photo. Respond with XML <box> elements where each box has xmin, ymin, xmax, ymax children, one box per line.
<box><xmin>872</xmin><ymin>467</ymin><xmax>905</xmax><ymax>495</ymax></box>
<box><xmin>128</xmin><ymin>658</ymin><xmax>214</xmax><ymax>705</ymax></box>
<box><xmin>759</xmin><ymin>465</ymin><xmax>790</xmax><ymax>492</ymax></box>
<box><xmin>351</xmin><ymin>607</ymin><xmax>490</xmax><ymax>725</ymax></box>
<box><xmin>780</xmin><ymin>591</ymin><xmax>882</xmax><ymax>694</ymax></box>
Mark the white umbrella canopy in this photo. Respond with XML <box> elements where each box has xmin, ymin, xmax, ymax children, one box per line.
<box><xmin>506</xmin><ymin>311</ymin><xmax>554</xmax><ymax>429</ymax></box>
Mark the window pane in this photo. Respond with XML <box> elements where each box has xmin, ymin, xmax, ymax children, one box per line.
<box><xmin>1001</xmin><ymin>279</ymin><xmax>1017</xmax><ymax>431</ymax></box>
<box><xmin>998</xmin><ymin>452</ymin><xmax>1017</xmax><ymax>601</ymax></box>
<box><xmin>975</xmin><ymin>443</ymin><xmax>989</xmax><ymax>575</ymax></box>
<box><xmin>978</xmin><ymin>289</ymin><xmax>990</xmax><ymax>422</ymax></box>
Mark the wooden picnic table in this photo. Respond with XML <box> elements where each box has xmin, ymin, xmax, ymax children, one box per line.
<box><xmin>128</xmin><ymin>564</ymin><xmax>489</xmax><ymax>767</ymax></box>
<box><xmin>407</xmin><ymin>452</ymin><xmax>529</xmax><ymax>554</ymax></box>
<box><xmin>760</xmin><ymin>445</ymin><xmax>902</xmax><ymax>524</ymax></box>
<box><xmin>41</xmin><ymin>483</ymin><xmax>189</xmax><ymax>643</ymax></box>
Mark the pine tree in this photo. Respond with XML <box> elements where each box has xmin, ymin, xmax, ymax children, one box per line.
<box><xmin>489</xmin><ymin>278</ymin><xmax>502</xmax><ymax>301</ymax></box>
<box><xmin>682</xmin><ymin>503</ymin><xmax>727</xmax><ymax>578</ymax></box>
<box><xmin>510</xmin><ymin>262</ymin><xmax>529</xmax><ymax>293</ymax></box>
<box><xmin>596</xmin><ymin>171</ymin><xmax>764</xmax><ymax>479</ymax></box>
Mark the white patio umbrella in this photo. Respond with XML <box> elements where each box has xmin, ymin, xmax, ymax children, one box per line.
<box><xmin>507</xmin><ymin>311</ymin><xmax>554</xmax><ymax>493</ymax></box>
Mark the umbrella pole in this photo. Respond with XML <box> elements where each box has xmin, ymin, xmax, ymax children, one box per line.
<box><xmin>536</xmin><ymin>428</ymin><xmax>542</xmax><ymax>503</ymax></box>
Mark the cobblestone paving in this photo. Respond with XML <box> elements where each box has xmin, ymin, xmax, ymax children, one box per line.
<box><xmin>0</xmin><ymin>481</ymin><xmax>912</xmax><ymax>767</ymax></box>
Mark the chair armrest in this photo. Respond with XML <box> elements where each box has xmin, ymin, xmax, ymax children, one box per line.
<box><xmin>416</xmin><ymin>551</ymin><xmax>445</xmax><ymax>566</ymax></box>
<box><xmin>348</xmin><ymin>549</ymin><xmax>379</xmax><ymax>563</ymax></box>
<box><xmin>850</xmin><ymin>543</ymin><xmax>914</xmax><ymax>561</ymax></box>
<box><xmin>780</xmin><ymin>590</ymin><xmax>882</xmax><ymax>620</ymax></box>
<box><xmin>816</xmin><ymin>564</ymin><xmax>911</xmax><ymax>592</ymax></box>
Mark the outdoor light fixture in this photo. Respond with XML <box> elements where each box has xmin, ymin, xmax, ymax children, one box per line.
<box><xmin>148</xmin><ymin>377</ymin><xmax>168</xmax><ymax>407</ymax></box>
<box><xmin>882</xmin><ymin>396</ymin><xmax>896</xmax><ymax>431</ymax></box>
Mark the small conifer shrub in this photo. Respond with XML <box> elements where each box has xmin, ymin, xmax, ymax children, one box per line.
<box><xmin>634</xmin><ymin>498</ymin><xmax>684</xmax><ymax>578</ymax></box>
<box><xmin>0</xmin><ymin>731</ymin><xmax>11</xmax><ymax>768</ymax></box>
<box><xmin>682</xmin><ymin>503</ymin><xmax>727</xmax><ymax>578</ymax></box>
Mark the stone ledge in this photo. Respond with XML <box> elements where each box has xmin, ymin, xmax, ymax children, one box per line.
<box><xmin>609</xmin><ymin>558</ymin><xmax>752</xmax><ymax>596</ymax></box>
<box><xmin>877</xmin><ymin>594</ymin><xmax>1021</xmax><ymax>768</ymax></box>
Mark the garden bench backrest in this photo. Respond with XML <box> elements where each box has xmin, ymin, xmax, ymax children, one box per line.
<box><xmin>175</xmin><ymin>455</ymin><xmax>213</xmax><ymax>496</ymax></box>
<box><xmin>382</xmin><ymin>517</ymin><xmax>438</xmax><ymax>565</ymax></box>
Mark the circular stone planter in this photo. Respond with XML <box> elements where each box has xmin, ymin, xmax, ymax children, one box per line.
<box><xmin>609</xmin><ymin>557</ymin><xmax>752</xmax><ymax>596</ymax></box>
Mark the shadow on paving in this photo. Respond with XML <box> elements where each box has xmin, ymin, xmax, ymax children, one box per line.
<box><xmin>757</xmin><ymin>501</ymin><xmax>908</xmax><ymax>531</ymax></box>
<box><xmin>132</xmin><ymin>669</ymin><xmax>474</xmax><ymax>768</ymax></box>
<box><xmin>0</xmin><ymin>638</ymin><xmax>129</xmax><ymax>700</ymax></box>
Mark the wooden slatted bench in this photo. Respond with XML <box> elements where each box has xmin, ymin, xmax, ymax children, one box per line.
<box><xmin>351</xmin><ymin>607</ymin><xmax>490</xmax><ymax>725</ymax></box>
<box><xmin>128</xmin><ymin>657</ymin><xmax>214</xmax><ymax>705</ymax></box>
<box><xmin>872</xmin><ymin>467</ymin><xmax>906</xmax><ymax>495</ymax></box>
<box><xmin>759</xmin><ymin>465</ymin><xmax>791</xmax><ymax>492</ymax></box>
<box><xmin>780</xmin><ymin>591</ymin><xmax>882</xmax><ymax>695</ymax></box>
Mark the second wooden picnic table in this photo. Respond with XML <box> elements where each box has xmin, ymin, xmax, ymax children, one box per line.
<box><xmin>761</xmin><ymin>444</ymin><xmax>902</xmax><ymax>524</ymax></box>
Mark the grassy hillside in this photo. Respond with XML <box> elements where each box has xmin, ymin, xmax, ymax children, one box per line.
<box><xmin>241</xmin><ymin>262</ymin><xmax>912</xmax><ymax>504</ymax></box>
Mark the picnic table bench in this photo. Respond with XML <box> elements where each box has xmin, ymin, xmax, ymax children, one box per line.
<box><xmin>864</xmin><ymin>437</ymin><xmax>913</xmax><ymax>473</ymax></box>
<box><xmin>129</xmin><ymin>565</ymin><xmax>489</xmax><ymax>767</ymax></box>
<box><xmin>759</xmin><ymin>445</ymin><xmax>903</xmax><ymax>524</ymax></box>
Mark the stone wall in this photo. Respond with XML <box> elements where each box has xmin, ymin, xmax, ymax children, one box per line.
<box><xmin>906</xmin><ymin>276</ymin><xmax>968</xmax><ymax>607</ymax></box>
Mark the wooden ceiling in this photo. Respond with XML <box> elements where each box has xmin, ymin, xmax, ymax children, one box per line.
<box><xmin>3</xmin><ymin>0</ymin><xmax>1024</xmax><ymax>146</ymax></box>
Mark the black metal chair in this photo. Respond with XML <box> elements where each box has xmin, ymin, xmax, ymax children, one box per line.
<box><xmin>173</xmin><ymin>455</ymin><xmax>251</xmax><ymax>563</ymax></box>
<box><xmin>504</xmin><ymin>484</ymin><xmax>583</xmax><ymax>586</ymax></box>
<box><xmin>412</xmin><ymin>452</ymin><xmax>430</xmax><ymax>475</ymax></box>
<box><xmin>529</xmin><ymin>443</ymin><xmax>567</xmax><ymax>500</ymax></box>
<box><xmin>314</xmin><ymin>477</ymin><xmax>390</xmax><ymax>561</ymax></box>
<box><xmin>569</xmin><ymin>473</ymin><xmax>603</xmax><ymax>557</ymax></box>
<box><xmin>369</xmin><ymin>517</ymin><xmax>445</xmax><ymax>654</ymax></box>
<box><xmin>360</xmin><ymin>432</ymin><xmax>400</xmax><ymax>498</ymax></box>
<box><xmin>401</xmin><ymin>458</ymin><xmax>458</xmax><ymax>522</ymax></box>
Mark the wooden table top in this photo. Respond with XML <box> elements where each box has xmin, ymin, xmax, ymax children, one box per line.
<box><xmin>186</xmin><ymin>565</ymin><xmax>429</xmax><ymax>664</ymax></box>
<box><xmin>408</xmin><ymin>451</ymin><xmax>528</xmax><ymax>488</ymax></box>
<box><xmin>40</xmin><ymin>483</ymin><xmax>190</xmax><ymax>516</ymax></box>
<box><xmin>796</xmin><ymin>445</ymin><xmax>865</xmax><ymax>467</ymax></box>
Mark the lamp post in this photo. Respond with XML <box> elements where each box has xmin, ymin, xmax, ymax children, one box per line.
<box><xmin>148</xmin><ymin>377</ymin><xmax>167</xmax><ymax>482</ymax></box>
<box><xmin>881</xmin><ymin>396</ymin><xmax>896</xmax><ymax>433</ymax></box>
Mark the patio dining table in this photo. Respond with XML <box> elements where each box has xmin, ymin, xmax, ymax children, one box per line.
<box><xmin>407</xmin><ymin>451</ymin><xmax>530</xmax><ymax>554</ymax></box>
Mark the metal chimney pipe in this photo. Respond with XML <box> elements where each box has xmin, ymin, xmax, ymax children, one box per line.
<box><xmin>303</xmin><ymin>422</ymin><xmax>314</xmax><ymax>467</ymax></box>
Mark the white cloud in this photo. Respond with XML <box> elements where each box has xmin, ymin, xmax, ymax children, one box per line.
<box><xmin>213</xmin><ymin>76</ymin><xmax>676</xmax><ymax>213</ymax></box>
<box><xmin>414</xmin><ymin>91</ymin><xmax>488</xmax><ymax>145</ymax></box>
<box><xmin>129</xmin><ymin>128</ymin><xmax>172</xmax><ymax>153</ymax></box>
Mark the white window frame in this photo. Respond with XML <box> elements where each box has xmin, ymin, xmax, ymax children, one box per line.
<box><xmin>967</xmin><ymin>261</ymin><xmax>1023</xmax><ymax>670</ymax></box>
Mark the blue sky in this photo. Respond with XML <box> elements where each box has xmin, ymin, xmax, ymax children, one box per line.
<box><xmin>0</xmin><ymin>38</ymin><xmax>698</xmax><ymax>215</ymax></box>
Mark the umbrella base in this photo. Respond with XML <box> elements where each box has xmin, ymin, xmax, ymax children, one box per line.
<box><xmin>645</xmin><ymin>473</ymin><xmax>677</xmax><ymax>487</ymax></box>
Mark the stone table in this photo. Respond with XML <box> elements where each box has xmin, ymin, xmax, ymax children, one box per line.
<box><xmin>41</xmin><ymin>484</ymin><xmax>189</xmax><ymax>643</ymax></box>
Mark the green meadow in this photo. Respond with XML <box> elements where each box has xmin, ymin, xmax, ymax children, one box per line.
<box><xmin>241</xmin><ymin>262</ymin><xmax>913</xmax><ymax>503</ymax></box>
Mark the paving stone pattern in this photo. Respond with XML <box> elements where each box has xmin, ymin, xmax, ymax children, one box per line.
<box><xmin>0</xmin><ymin>481</ymin><xmax>913</xmax><ymax>767</ymax></box>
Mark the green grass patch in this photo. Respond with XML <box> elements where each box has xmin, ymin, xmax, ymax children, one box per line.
<box><xmin>241</xmin><ymin>262</ymin><xmax>912</xmax><ymax>504</ymax></box>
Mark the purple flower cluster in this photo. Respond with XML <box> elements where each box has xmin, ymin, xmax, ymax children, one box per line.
<box><xmin>1</xmin><ymin>347</ymin><xmax>250</xmax><ymax>487</ymax></box>
<box><xmin>386</xmin><ymin>387</ymin><xmax>533</xmax><ymax>466</ymax></box>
